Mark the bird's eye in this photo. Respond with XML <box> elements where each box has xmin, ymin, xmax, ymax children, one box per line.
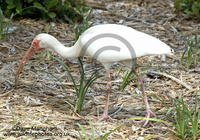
<box><xmin>34</xmin><ymin>42</ymin><xmax>37</xmax><ymax>45</ymax></box>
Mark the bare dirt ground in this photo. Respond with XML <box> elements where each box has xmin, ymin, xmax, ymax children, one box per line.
<box><xmin>0</xmin><ymin>0</ymin><xmax>200</xmax><ymax>139</ymax></box>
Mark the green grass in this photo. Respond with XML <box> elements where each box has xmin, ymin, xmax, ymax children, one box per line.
<box><xmin>160</xmin><ymin>93</ymin><xmax>200</xmax><ymax>140</ymax></box>
<box><xmin>0</xmin><ymin>8</ymin><xmax>13</xmax><ymax>40</ymax></box>
<box><xmin>131</xmin><ymin>92</ymin><xmax>200</xmax><ymax>139</ymax></box>
<box><xmin>119</xmin><ymin>67</ymin><xmax>160</xmax><ymax>92</ymax></box>
<box><xmin>46</xmin><ymin>23</ymin><xmax>51</xmax><ymax>61</ymax></box>
<box><xmin>77</xmin><ymin>115</ymin><xmax>126</xmax><ymax>140</ymax></box>
<box><xmin>52</xmin><ymin>56</ymin><xmax>103</xmax><ymax>113</ymax></box>
<box><xmin>172</xmin><ymin>26</ymin><xmax>199</xmax><ymax>68</ymax></box>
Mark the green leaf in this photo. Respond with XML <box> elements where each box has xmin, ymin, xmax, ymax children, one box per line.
<box><xmin>174</xmin><ymin>0</ymin><xmax>182</xmax><ymax>11</ymax></box>
<box><xmin>184</xmin><ymin>9</ymin><xmax>193</xmax><ymax>15</ymax></box>
<box><xmin>64</xmin><ymin>1</ymin><xmax>70</xmax><ymax>9</ymax></box>
<box><xmin>191</xmin><ymin>5</ymin><xmax>198</xmax><ymax>14</ymax></box>
<box><xmin>47</xmin><ymin>0</ymin><xmax>58</xmax><ymax>10</ymax></box>
<box><xmin>76</xmin><ymin>123</ymin><xmax>89</xmax><ymax>140</ymax></box>
<box><xmin>52</xmin><ymin>56</ymin><xmax>78</xmax><ymax>95</ymax></box>
<box><xmin>5</xmin><ymin>0</ymin><xmax>13</xmax><ymax>4</ymax></box>
<box><xmin>13</xmin><ymin>0</ymin><xmax>22</xmax><ymax>9</ymax></box>
<box><xmin>16</xmin><ymin>6</ymin><xmax>22</xmax><ymax>15</ymax></box>
<box><xmin>33</xmin><ymin>2</ymin><xmax>44</xmax><ymax>10</ymax></box>
<box><xmin>5</xmin><ymin>9</ymin><xmax>12</xmax><ymax>17</ymax></box>
<box><xmin>7</xmin><ymin>4</ymin><xmax>16</xmax><ymax>9</ymax></box>
<box><xmin>28</xmin><ymin>0</ymin><xmax>33</xmax><ymax>3</ymax></box>
<box><xmin>88</xmin><ymin>116</ymin><xmax>95</xmax><ymax>140</ymax></box>
<box><xmin>196</xmin><ymin>1</ymin><xmax>200</xmax><ymax>8</ymax></box>
<box><xmin>48</xmin><ymin>12</ymin><xmax>56</xmax><ymax>18</ymax></box>
<box><xmin>83</xmin><ymin>6</ymin><xmax>91</xmax><ymax>13</ymax></box>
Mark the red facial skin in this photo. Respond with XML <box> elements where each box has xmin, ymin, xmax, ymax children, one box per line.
<box><xmin>15</xmin><ymin>39</ymin><xmax>44</xmax><ymax>88</ymax></box>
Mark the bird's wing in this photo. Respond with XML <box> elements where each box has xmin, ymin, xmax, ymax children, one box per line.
<box><xmin>78</xmin><ymin>24</ymin><xmax>171</xmax><ymax>63</ymax></box>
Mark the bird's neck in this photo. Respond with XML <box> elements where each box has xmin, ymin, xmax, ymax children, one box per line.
<box><xmin>53</xmin><ymin>41</ymin><xmax>81</xmax><ymax>59</ymax></box>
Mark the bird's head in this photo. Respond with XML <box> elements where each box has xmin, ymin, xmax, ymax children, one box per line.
<box><xmin>33</xmin><ymin>33</ymin><xmax>61</xmax><ymax>51</ymax></box>
<box><xmin>15</xmin><ymin>33</ymin><xmax>60</xmax><ymax>88</ymax></box>
<box><xmin>168</xmin><ymin>47</ymin><xmax>175</xmax><ymax>55</ymax></box>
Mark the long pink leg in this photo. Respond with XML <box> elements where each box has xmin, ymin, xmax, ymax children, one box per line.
<box><xmin>91</xmin><ymin>70</ymin><xmax>113</xmax><ymax>121</ymax></box>
<box><xmin>132</xmin><ymin>66</ymin><xmax>156</xmax><ymax>127</ymax></box>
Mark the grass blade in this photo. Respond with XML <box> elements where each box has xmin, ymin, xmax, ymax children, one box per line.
<box><xmin>76</xmin><ymin>123</ymin><xmax>89</xmax><ymax>140</ymax></box>
<box><xmin>130</xmin><ymin>118</ymin><xmax>173</xmax><ymax>126</ymax></box>
<box><xmin>52</xmin><ymin>56</ymin><xmax>79</xmax><ymax>95</ymax></box>
<box><xmin>3</xmin><ymin>13</ymin><xmax>13</xmax><ymax>40</ymax></box>
<box><xmin>100</xmin><ymin>124</ymin><xmax>126</xmax><ymax>140</ymax></box>
<box><xmin>88</xmin><ymin>115</ymin><xmax>95</xmax><ymax>140</ymax></box>
<box><xmin>0</xmin><ymin>9</ymin><xmax>3</xmax><ymax>40</ymax></box>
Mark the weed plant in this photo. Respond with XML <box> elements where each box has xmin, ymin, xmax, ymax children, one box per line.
<box><xmin>172</xmin><ymin>27</ymin><xmax>199</xmax><ymax>68</ymax></box>
<box><xmin>52</xmin><ymin>55</ymin><xmax>103</xmax><ymax>113</ymax></box>
<box><xmin>131</xmin><ymin>92</ymin><xmax>200</xmax><ymax>139</ymax></box>
<box><xmin>46</xmin><ymin>23</ymin><xmax>50</xmax><ymax>60</ymax></box>
<box><xmin>119</xmin><ymin>67</ymin><xmax>159</xmax><ymax>92</ymax></box>
<box><xmin>160</xmin><ymin>93</ymin><xmax>200</xmax><ymax>139</ymax></box>
<box><xmin>174</xmin><ymin>0</ymin><xmax>200</xmax><ymax>19</ymax></box>
<box><xmin>0</xmin><ymin>8</ymin><xmax>13</xmax><ymax>40</ymax></box>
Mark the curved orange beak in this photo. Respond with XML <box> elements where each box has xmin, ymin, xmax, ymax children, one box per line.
<box><xmin>15</xmin><ymin>39</ymin><xmax>44</xmax><ymax>88</ymax></box>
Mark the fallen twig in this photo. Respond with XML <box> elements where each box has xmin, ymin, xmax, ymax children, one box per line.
<box><xmin>149</xmin><ymin>71</ymin><xmax>192</xmax><ymax>90</ymax></box>
<box><xmin>0</xmin><ymin>89</ymin><xmax>14</xmax><ymax>97</ymax></box>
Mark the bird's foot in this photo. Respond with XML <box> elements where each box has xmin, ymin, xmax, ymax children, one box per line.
<box><xmin>91</xmin><ymin>113</ymin><xmax>113</xmax><ymax>121</ymax></box>
<box><xmin>133</xmin><ymin>110</ymin><xmax>156</xmax><ymax>127</ymax></box>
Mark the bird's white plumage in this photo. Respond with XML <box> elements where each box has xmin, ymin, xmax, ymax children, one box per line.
<box><xmin>35</xmin><ymin>24</ymin><xmax>174</xmax><ymax>69</ymax></box>
<box><xmin>78</xmin><ymin>24</ymin><xmax>173</xmax><ymax>61</ymax></box>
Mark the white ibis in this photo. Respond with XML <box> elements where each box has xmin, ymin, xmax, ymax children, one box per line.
<box><xmin>15</xmin><ymin>24</ymin><xmax>174</xmax><ymax>126</ymax></box>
